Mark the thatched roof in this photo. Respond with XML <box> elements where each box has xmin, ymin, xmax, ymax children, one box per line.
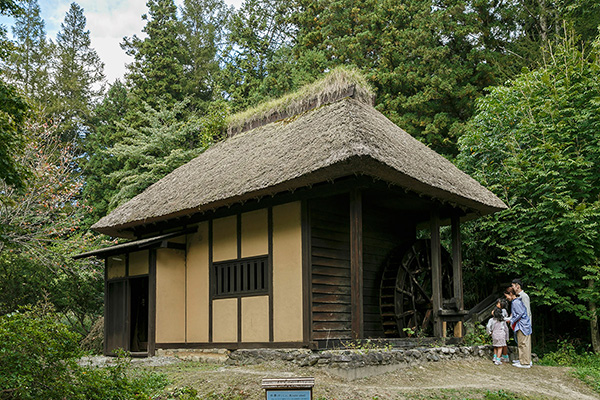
<box><xmin>93</xmin><ymin>72</ymin><xmax>506</xmax><ymax>237</ymax></box>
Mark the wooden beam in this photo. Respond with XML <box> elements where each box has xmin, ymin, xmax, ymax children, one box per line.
<box><xmin>430</xmin><ymin>208</ymin><xmax>443</xmax><ymax>337</ymax></box>
<box><xmin>451</xmin><ymin>213</ymin><xmax>464</xmax><ymax>312</ymax></box>
<box><xmin>350</xmin><ymin>190</ymin><xmax>363</xmax><ymax>339</ymax></box>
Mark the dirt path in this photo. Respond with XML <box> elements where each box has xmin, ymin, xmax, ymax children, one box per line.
<box><xmin>155</xmin><ymin>358</ymin><xmax>600</xmax><ymax>399</ymax></box>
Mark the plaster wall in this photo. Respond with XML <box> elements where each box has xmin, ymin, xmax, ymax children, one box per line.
<box><xmin>128</xmin><ymin>250</ymin><xmax>148</xmax><ymax>276</ymax></box>
<box><xmin>272</xmin><ymin>201</ymin><xmax>303</xmax><ymax>342</ymax></box>
<box><xmin>241</xmin><ymin>209</ymin><xmax>268</xmax><ymax>258</ymax></box>
<box><xmin>107</xmin><ymin>255</ymin><xmax>126</xmax><ymax>279</ymax></box>
<box><xmin>186</xmin><ymin>222</ymin><xmax>210</xmax><ymax>342</ymax></box>
<box><xmin>156</xmin><ymin>248</ymin><xmax>186</xmax><ymax>343</ymax></box>
<box><xmin>212</xmin><ymin>298</ymin><xmax>238</xmax><ymax>342</ymax></box>
<box><xmin>213</xmin><ymin>216</ymin><xmax>237</xmax><ymax>262</ymax></box>
<box><xmin>241</xmin><ymin>295</ymin><xmax>270</xmax><ymax>342</ymax></box>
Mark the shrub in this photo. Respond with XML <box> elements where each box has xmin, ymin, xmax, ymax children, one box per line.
<box><xmin>0</xmin><ymin>304</ymin><xmax>167</xmax><ymax>399</ymax></box>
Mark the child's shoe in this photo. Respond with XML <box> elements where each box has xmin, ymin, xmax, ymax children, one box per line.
<box><xmin>501</xmin><ymin>355</ymin><xmax>510</xmax><ymax>363</ymax></box>
<box><xmin>494</xmin><ymin>359</ymin><xmax>502</xmax><ymax>365</ymax></box>
<box><xmin>492</xmin><ymin>355</ymin><xmax>499</xmax><ymax>363</ymax></box>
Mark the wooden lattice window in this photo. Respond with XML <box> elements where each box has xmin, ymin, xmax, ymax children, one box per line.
<box><xmin>214</xmin><ymin>256</ymin><xmax>268</xmax><ymax>297</ymax></box>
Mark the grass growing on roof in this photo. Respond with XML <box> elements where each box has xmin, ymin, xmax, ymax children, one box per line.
<box><xmin>226</xmin><ymin>66</ymin><xmax>376</xmax><ymax>135</ymax></box>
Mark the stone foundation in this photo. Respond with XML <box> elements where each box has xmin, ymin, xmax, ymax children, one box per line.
<box><xmin>157</xmin><ymin>345</ymin><xmax>538</xmax><ymax>379</ymax></box>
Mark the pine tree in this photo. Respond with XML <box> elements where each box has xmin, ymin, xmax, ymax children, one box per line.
<box><xmin>293</xmin><ymin>0</ymin><xmax>526</xmax><ymax>156</ymax></box>
<box><xmin>51</xmin><ymin>2</ymin><xmax>104</xmax><ymax>144</ymax></box>
<box><xmin>6</xmin><ymin>0</ymin><xmax>50</xmax><ymax>100</ymax></box>
<box><xmin>220</xmin><ymin>0</ymin><xmax>301</xmax><ymax>112</ymax></box>
<box><xmin>122</xmin><ymin>0</ymin><xmax>187</xmax><ymax>109</ymax></box>
<box><xmin>180</xmin><ymin>0</ymin><xmax>230</xmax><ymax>112</ymax></box>
<box><xmin>82</xmin><ymin>80</ymin><xmax>130</xmax><ymax>223</ymax></box>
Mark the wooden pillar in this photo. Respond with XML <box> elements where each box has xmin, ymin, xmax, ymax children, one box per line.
<box><xmin>451</xmin><ymin>212</ymin><xmax>464</xmax><ymax>338</ymax></box>
<box><xmin>148</xmin><ymin>249</ymin><xmax>157</xmax><ymax>356</ymax></box>
<box><xmin>451</xmin><ymin>213</ymin><xmax>464</xmax><ymax>311</ymax></box>
<box><xmin>430</xmin><ymin>208</ymin><xmax>443</xmax><ymax>337</ymax></box>
<box><xmin>350</xmin><ymin>190</ymin><xmax>363</xmax><ymax>339</ymax></box>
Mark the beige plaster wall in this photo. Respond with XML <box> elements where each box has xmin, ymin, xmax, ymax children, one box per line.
<box><xmin>186</xmin><ymin>222</ymin><xmax>210</xmax><ymax>342</ymax></box>
<box><xmin>128</xmin><ymin>250</ymin><xmax>148</xmax><ymax>276</ymax></box>
<box><xmin>107</xmin><ymin>255</ymin><xmax>126</xmax><ymax>279</ymax></box>
<box><xmin>272</xmin><ymin>201</ymin><xmax>303</xmax><ymax>342</ymax></box>
<box><xmin>156</xmin><ymin>248</ymin><xmax>186</xmax><ymax>343</ymax></box>
<box><xmin>213</xmin><ymin>215</ymin><xmax>237</xmax><ymax>262</ymax></box>
<box><xmin>241</xmin><ymin>296</ymin><xmax>269</xmax><ymax>342</ymax></box>
<box><xmin>212</xmin><ymin>298</ymin><xmax>238</xmax><ymax>342</ymax></box>
<box><xmin>241</xmin><ymin>209</ymin><xmax>268</xmax><ymax>258</ymax></box>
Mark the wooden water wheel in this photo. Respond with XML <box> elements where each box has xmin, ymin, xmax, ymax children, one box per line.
<box><xmin>379</xmin><ymin>239</ymin><xmax>453</xmax><ymax>337</ymax></box>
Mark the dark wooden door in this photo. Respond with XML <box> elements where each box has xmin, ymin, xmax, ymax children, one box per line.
<box><xmin>106</xmin><ymin>280</ymin><xmax>128</xmax><ymax>354</ymax></box>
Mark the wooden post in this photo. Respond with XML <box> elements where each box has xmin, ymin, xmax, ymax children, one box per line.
<box><xmin>430</xmin><ymin>208</ymin><xmax>443</xmax><ymax>338</ymax></box>
<box><xmin>451</xmin><ymin>213</ymin><xmax>464</xmax><ymax>311</ymax></box>
<box><xmin>148</xmin><ymin>249</ymin><xmax>157</xmax><ymax>356</ymax></box>
<box><xmin>451</xmin><ymin>212</ymin><xmax>464</xmax><ymax>338</ymax></box>
<box><xmin>350</xmin><ymin>190</ymin><xmax>363</xmax><ymax>340</ymax></box>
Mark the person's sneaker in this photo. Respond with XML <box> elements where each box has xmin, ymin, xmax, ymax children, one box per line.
<box><xmin>513</xmin><ymin>362</ymin><xmax>531</xmax><ymax>369</ymax></box>
<box><xmin>494</xmin><ymin>359</ymin><xmax>502</xmax><ymax>365</ymax></box>
<box><xmin>512</xmin><ymin>359</ymin><xmax>520</xmax><ymax>364</ymax></box>
<box><xmin>502</xmin><ymin>356</ymin><xmax>510</xmax><ymax>363</ymax></box>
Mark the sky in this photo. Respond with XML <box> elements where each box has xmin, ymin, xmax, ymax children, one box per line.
<box><xmin>1</xmin><ymin>0</ymin><xmax>243</xmax><ymax>83</ymax></box>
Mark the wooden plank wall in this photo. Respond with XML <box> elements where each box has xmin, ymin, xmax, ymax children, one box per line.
<box><xmin>362</xmin><ymin>201</ymin><xmax>415</xmax><ymax>338</ymax></box>
<box><xmin>310</xmin><ymin>195</ymin><xmax>352</xmax><ymax>341</ymax></box>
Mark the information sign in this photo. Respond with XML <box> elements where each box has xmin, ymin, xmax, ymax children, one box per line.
<box><xmin>266</xmin><ymin>390</ymin><xmax>311</xmax><ymax>399</ymax></box>
<box><xmin>262</xmin><ymin>377</ymin><xmax>314</xmax><ymax>400</ymax></box>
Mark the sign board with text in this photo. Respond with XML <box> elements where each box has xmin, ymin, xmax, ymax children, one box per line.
<box><xmin>262</xmin><ymin>378</ymin><xmax>314</xmax><ymax>400</ymax></box>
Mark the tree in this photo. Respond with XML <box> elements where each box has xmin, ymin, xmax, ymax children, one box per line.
<box><xmin>51</xmin><ymin>2</ymin><xmax>104</xmax><ymax>144</ymax></box>
<box><xmin>457</xmin><ymin>35</ymin><xmax>600</xmax><ymax>351</ymax></box>
<box><xmin>106</xmin><ymin>99</ymin><xmax>228</xmax><ymax>210</ymax></box>
<box><xmin>220</xmin><ymin>0</ymin><xmax>306</xmax><ymax>112</ymax></box>
<box><xmin>0</xmin><ymin>79</ymin><xmax>29</xmax><ymax>190</ymax></box>
<box><xmin>122</xmin><ymin>0</ymin><xmax>187</xmax><ymax>109</ymax></box>
<box><xmin>293</xmin><ymin>0</ymin><xmax>529</xmax><ymax>156</ymax></box>
<box><xmin>82</xmin><ymin>80</ymin><xmax>130</xmax><ymax>223</ymax></box>
<box><xmin>5</xmin><ymin>0</ymin><xmax>51</xmax><ymax>100</ymax></box>
<box><xmin>180</xmin><ymin>0</ymin><xmax>230</xmax><ymax>112</ymax></box>
<box><xmin>0</xmin><ymin>112</ymin><xmax>104</xmax><ymax>333</ymax></box>
<box><xmin>0</xmin><ymin>0</ymin><xmax>29</xmax><ymax>190</ymax></box>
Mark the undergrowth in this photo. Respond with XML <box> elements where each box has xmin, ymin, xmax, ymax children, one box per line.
<box><xmin>539</xmin><ymin>340</ymin><xmax>600</xmax><ymax>394</ymax></box>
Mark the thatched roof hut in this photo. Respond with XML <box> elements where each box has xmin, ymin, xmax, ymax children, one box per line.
<box><xmin>93</xmin><ymin>69</ymin><xmax>505</xmax><ymax>238</ymax></box>
<box><xmin>82</xmin><ymin>68</ymin><xmax>508</xmax><ymax>356</ymax></box>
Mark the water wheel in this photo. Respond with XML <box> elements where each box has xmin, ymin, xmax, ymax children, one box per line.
<box><xmin>379</xmin><ymin>239</ymin><xmax>453</xmax><ymax>337</ymax></box>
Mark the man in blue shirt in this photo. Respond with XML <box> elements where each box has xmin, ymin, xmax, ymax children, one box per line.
<box><xmin>504</xmin><ymin>286</ymin><xmax>532</xmax><ymax>368</ymax></box>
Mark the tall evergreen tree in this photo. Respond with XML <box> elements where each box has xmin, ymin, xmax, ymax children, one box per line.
<box><xmin>6</xmin><ymin>0</ymin><xmax>50</xmax><ymax>100</ymax></box>
<box><xmin>220</xmin><ymin>0</ymin><xmax>304</xmax><ymax>112</ymax></box>
<box><xmin>51</xmin><ymin>2</ymin><xmax>104</xmax><ymax>144</ymax></box>
<box><xmin>82</xmin><ymin>80</ymin><xmax>129</xmax><ymax>223</ymax></box>
<box><xmin>293</xmin><ymin>0</ymin><xmax>527</xmax><ymax>156</ymax></box>
<box><xmin>0</xmin><ymin>0</ymin><xmax>29</xmax><ymax>191</ymax></box>
<box><xmin>180</xmin><ymin>0</ymin><xmax>230</xmax><ymax>111</ymax></box>
<box><xmin>122</xmin><ymin>0</ymin><xmax>187</xmax><ymax>109</ymax></box>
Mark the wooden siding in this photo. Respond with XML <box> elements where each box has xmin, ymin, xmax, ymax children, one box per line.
<box><xmin>310</xmin><ymin>195</ymin><xmax>352</xmax><ymax>341</ymax></box>
<box><xmin>362</xmin><ymin>196</ymin><xmax>416</xmax><ymax>338</ymax></box>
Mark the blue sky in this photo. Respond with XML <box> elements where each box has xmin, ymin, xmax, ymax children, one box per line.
<box><xmin>1</xmin><ymin>0</ymin><xmax>242</xmax><ymax>83</ymax></box>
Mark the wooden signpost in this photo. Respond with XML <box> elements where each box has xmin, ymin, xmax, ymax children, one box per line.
<box><xmin>262</xmin><ymin>378</ymin><xmax>315</xmax><ymax>400</ymax></box>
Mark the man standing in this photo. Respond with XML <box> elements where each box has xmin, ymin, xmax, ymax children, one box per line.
<box><xmin>512</xmin><ymin>279</ymin><xmax>531</xmax><ymax>325</ymax></box>
<box><xmin>504</xmin><ymin>287</ymin><xmax>532</xmax><ymax>368</ymax></box>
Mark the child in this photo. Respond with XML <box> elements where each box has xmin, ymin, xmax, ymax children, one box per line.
<box><xmin>487</xmin><ymin>308</ymin><xmax>509</xmax><ymax>365</ymax></box>
<box><xmin>496</xmin><ymin>298</ymin><xmax>510</xmax><ymax>363</ymax></box>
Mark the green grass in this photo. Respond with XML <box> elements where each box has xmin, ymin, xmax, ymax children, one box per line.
<box><xmin>539</xmin><ymin>340</ymin><xmax>600</xmax><ymax>394</ymax></box>
<box><xmin>397</xmin><ymin>388</ymin><xmax>532</xmax><ymax>400</ymax></box>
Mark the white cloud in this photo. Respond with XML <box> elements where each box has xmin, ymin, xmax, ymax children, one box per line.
<box><xmin>14</xmin><ymin>0</ymin><xmax>242</xmax><ymax>84</ymax></box>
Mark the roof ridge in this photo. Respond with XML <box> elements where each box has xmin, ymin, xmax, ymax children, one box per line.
<box><xmin>226</xmin><ymin>67</ymin><xmax>376</xmax><ymax>138</ymax></box>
